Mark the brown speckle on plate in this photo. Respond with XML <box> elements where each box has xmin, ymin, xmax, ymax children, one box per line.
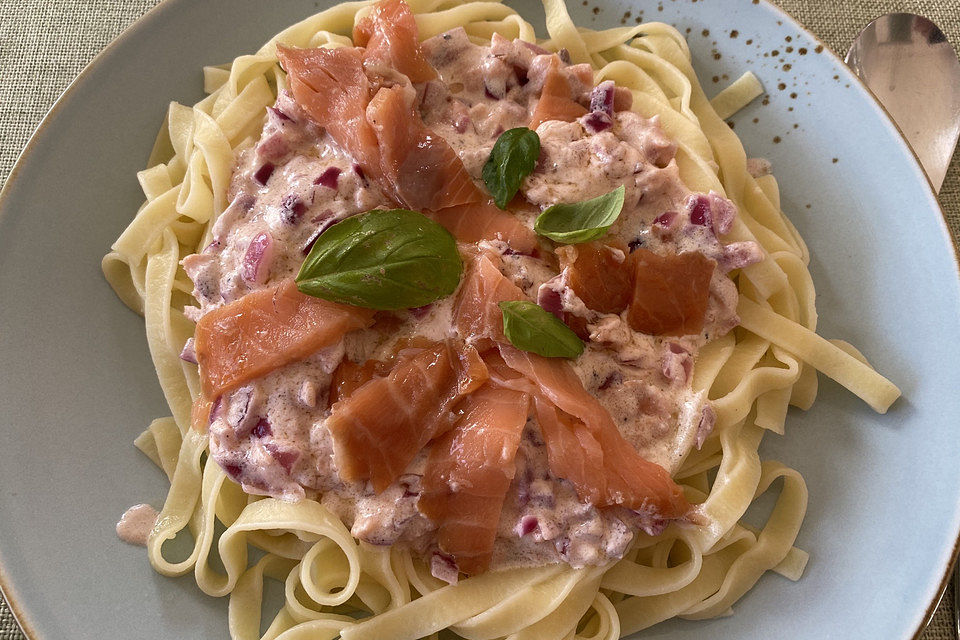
<box><xmin>773</xmin><ymin>136</ymin><xmax>781</xmax><ymax>143</ymax></box>
<box><xmin>730</xmin><ymin>29</ymin><xmax>739</xmax><ymax>38</ymax></box>
<box><xmin>790</xmin><ymin>92</ymin><xmax>797</xmax><ymax>99</ymax></box>
<box><xmin>702</xmin><ymin>28</ymin><xmax>710</xmax><ymax>37</ymax></box>
<box><xmin>799</xmin><ymin>47</ymin><xmax>808</xmax><ymax>55</ymax></box>
<box><xmin>783</xmin><ymin>63</ymin><xmax>792</xmax><ymax>71</ymax></box>
<box><xmin>778</xmin><ymin>82</ymin><xmax>786</xmax><ymax>91</ymax></box>
<box><xmin>815</xmin><ymin>44</ymin><xmax>824</xmax><ymax>53</ymax></box>
<box><xmin>832</xmin><ymin>158</ymin><xmax>839</xmax><ymax>163</ymax></box>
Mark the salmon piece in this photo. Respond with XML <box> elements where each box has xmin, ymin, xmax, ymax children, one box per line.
<box><xmin>529</xmin><ymin>58</ymin><xmax>588</xmax><ymax>130</ymax></box>
<box><xmin>191</xmin><ymin>396</ymin><xmax>214</xmax><ymax>433</ymax></box>
<box><xmin>533</xmin><ymin>399</ymin><xmax>605</xmax><ymax>503</ymax></box>
<box><xmin>367</xmin><ymin>85</ymin><xmax>483</xmax><ymax>210</ymax></box>
<box><xmin>453</xmin><ymin>252</ymin><xmax>526</xmax><ymax>345</ymax></box>
<box><xmin>194</xmin><ymin>279</ymin><xmax>374</xmax><ymax>399</ymax></box>
<box><xmin>627</xmin><ymin>249</ymin><xmax>716</xmax><ymax>336</ymax></box>
<box><xmin>328</xmin><ymin>359</ymin><xmax>385</xmax><ymax>408</ymax></box>
<box><xmin>326</xmin><ymin>341</ymin><xmax>488</xmax><ymax>492</ymax></box>
<box><xmin>428</xmin><ymin>201</ymin><xmax>538</xmax><ymax>255</ymax></box>
<box><xmin>419</xmin><ymin>385</ymin><xmax>530</xmax><ymax>575</ymax></box>
<box><xmin>558</xmin><ymin>242</ymin><xmax>633</xmax><ymax>314</ymax></box>
<box><xmin>353</xmin><ymin>0</ymin><xmax>436</xmax><ymax>83</ymax></box>
<box><xmin>276</xmin><ymin>45</ymin><xmax>382</xmax><ymax>181</ymax></box>
<box><xmin>499</xmin><ymin>345</ymin><xmax>689</xmax><ymax>517</ymax></box>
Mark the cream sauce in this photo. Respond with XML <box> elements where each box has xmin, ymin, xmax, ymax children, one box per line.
<box><xmin>182</xmin><ymin>30</ymin><xmax>760</xmax><ymax>576</ymax></box>
<box><xmin>116</xmin><ymin>504</ymin><xmax>159</xmax><ymax>546</ymax></box>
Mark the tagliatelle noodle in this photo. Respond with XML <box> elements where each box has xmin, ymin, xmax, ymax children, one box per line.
<box><xmin>103</xmin><ymin>0</ymin><xmax>901</xmax><ymax>637</ymax></box>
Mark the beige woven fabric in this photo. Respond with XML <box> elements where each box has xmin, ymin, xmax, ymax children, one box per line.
<box><xmin>0</xmin><ymin>0</ymin><xmax>957</xmax><ymax>638</ymax></box>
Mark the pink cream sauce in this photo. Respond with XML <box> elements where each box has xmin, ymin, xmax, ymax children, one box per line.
<box><xmin>172</xmin><ymin>30</ymin><xmax>763</xmax><ymax>576</ymax></box>
<box><xmin>116</xmin><ymin>504</ymin><xmax>159</xmax><ymax>547</ymax></box>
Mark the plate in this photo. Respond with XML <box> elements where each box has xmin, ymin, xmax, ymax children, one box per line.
<box><xmin>1</xmin><ymin>0</ymin><xmax>958</xmax><ymax>638</ymax></box>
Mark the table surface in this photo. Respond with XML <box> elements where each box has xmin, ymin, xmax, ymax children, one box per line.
<box><xmin>1</xmin><ymin>0</ymin><xmax>958</xmax><ymax>638</ymax></box>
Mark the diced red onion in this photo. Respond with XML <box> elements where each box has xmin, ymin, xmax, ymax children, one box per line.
<box><xmin>708</xmin><ymin>192</ymin><xmax>737</xmax><ymax>235</ymax></box>
<box><xmin>653</xmin><ymin>210</ymin><xmax>678</xmax><ymax>230</ymax></box>
<box><xmin>515</xmin><ymin>515</ymin><xmax>539</xmax><ymax>537</ymax></box>
<box><xmin>179</xmin><ymin>338</ymin><xmax>197</xmax><ymax>364</ymax></box>
<box><xmin>688</xmin><ymin>194</ymin><xmax>712</xmax><ymax>228</ymax></box>
<box><xmin>453</xmin><ymin>114</ymin><xmax>471</xmax><ymax>134</ymax></box>
<box><xmin>352</xmin><ymin>163</ymin><xmax>367</xmax><ymax>185</ymax></box>
<box><xmin>697</xmin><ymin>404</ymin><xmax>716</xmax><ymax>449</ymax></box>
<box><xmin>589</xmin><ymin>80</ymin><xmax>616</xmax><ymax>115</ymax></box>
<box><xmin>267</xmin><ymin>106</ymin><xmax>294</xmax><ymax>123</ymax></box>
<box><xmin>221</xmin><ymin>462</ymin><xmax>243</xmax><ymax>480</ymax></box>
<box><xmin>430</xmin><ymin>552</ymin><xmax>460</xmax><ymax>585</ymax></box>
<box><xmin>251</xmin><ymin>417</ymin><xmax>272</xmax><ymax>438</ymax></box>
<box><xmin>253</xmin><ymin>162</ymin><xmax>276</xmax><ymax>186</ymax></box>
<box><xmin>256</xmin><ymin>134</ymin><xmax>290</xmax><ymax>163</ymax></box>
<box><xmin>209</xmin><ymin>395</ymin><xmax>223</xmax><ymax>423</ymax></box>
<box><xmin>226</xmin><ymin>387</ymin><xmax>256</xmax><ymax>433</ymax></box>
<box><xmin>583</xmin><ymin>111</ymin><xmax>613</xmax><ymax>134</ymax></box>
<box><xmin>536</xmin><ymin>284</ymin><xmax>564</xmax><ymax>320</ymax></box>
<box><xmin>280</xmin><ymin>195</ymin><xmax>306</xmax><ymax>224</ymax></box>
<box><xmin>719</xmin><ymin>241</ymin><xmax>764</xmax><ymax>272</ymax></box>
<box><xmin>313</xmin><ymin>167</ymin><xmax>341</xmax><ymax>190</ymax></box>
<box><xmin>241</xmin><ymin>232</ymin><xmax>274</xmax><ymax>284</ymax></box>
<box><xmin>265</xmin><ymin>442</ymin><xmax>298</xmax><ymax>473</ymax></box>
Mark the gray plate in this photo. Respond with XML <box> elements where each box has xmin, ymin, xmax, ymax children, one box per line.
<box><xmin>1</xmin><ymin>0</ymin><xmax>959</xmax><ymax>638</ymax></box>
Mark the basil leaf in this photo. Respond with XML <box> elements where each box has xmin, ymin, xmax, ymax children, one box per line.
<box><xmin>482</xmin><ymin>128</ymin><xmax>541</xmax><ymax>209</ymax></box>
<box><xmin>296</xmin><ymin>209</ymin><xmax>462</xmax><ymax>310</ymax></box>
<box><xmin>534</xmin><ymin>185</ymin><xmax>626</xmax><ymax>244</ymax></box>
<box><xmin>499</xmin><ymin>301</ymin><xmax>584</xmax><ymax>359</ymax></box>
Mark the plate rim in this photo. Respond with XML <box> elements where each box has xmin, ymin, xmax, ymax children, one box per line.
<box><xmin>0</xmin><ymin>0</ymin><xmax>958</xmax><ymax>638</ymax></box>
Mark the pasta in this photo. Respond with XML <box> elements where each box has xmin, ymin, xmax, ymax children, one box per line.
<box><xmin>102</xmin><ymin>0</ymin><xmax>900</xmax><ymax>637</ymax></box>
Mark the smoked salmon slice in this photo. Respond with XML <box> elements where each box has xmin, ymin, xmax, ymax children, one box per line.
<box><xmin>279</xmin><ymin>0</ymin><xmax>484</xmax><ymax>213</ymax></box>
<box><xmin>557</xmin><ymin>243</ymin><xmax>716</xmax><ymax>337</ymax></box>
<box><xmin>429</xmin><ymin>200</ymin><xmax>538</xmax><ymax>256</ymax></box>
<box><xmin>194</xmin><ymin>279</ymin><xmax>374</xmax><ymax>399</ymax></box>
<box><xmin>453</xmin><ymin>251</ymin><xmax>526</xmax><ymax>345</ymax></box>
<box><xmin>627</xmin><ymin>249</ymin><xmax>715</xmax><ymax>336</ymax></box>
<box><xmin>353</xmin><ymin>0</ymin><xmax>436</xmax><ymax>83</ymax></box>
<box><xmin>276</xmin><ymin>45</ymin><xmax>382</xmax><ymax>182</ymax></box>
<box><xmin>326</xmin><ymin>341</ymin><xmax>489</xmax><ymax>492</ymax></box>
<box><xmin>499</xmin><ymin>344</ymin><xmax>689</xmax><ymax>517</ymax></box>
<box><xmin>419</xmin><ymin>385</ymin><xmax>530</xmax><ymax>575</ymax></box>
<box><xmin>533</xmin><ymin>398</ymin><xmax>605</xmax><ymax>503</ymax></box>
<box><xmin>529</xmin><ymin>58</ymin><xmax>588</xmax><ymax>130</ymax></box>
<box><xmin>366</xmin><ymin>85</ymin><xmax>483</xmax><ymax>210</ymax></box>
<box><xmin>557</xmin><ymin>242</ymin><xmax>632</xmax><ymax>314</ymax></box>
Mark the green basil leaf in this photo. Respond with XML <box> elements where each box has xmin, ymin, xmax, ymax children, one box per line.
<box><xmin>482</xmin><ymin>128</ymin><xmax>541</xmax><ymax>209</ymax></box>
<box><xmin>296</xmin><ymin>209</ymin><xmax>462</xmax><ymax>310</ymax></box>
<box><xmin>499</xmin><ymin>301</ymin><xmax>585</xmax><ymax>359</ymax></box>
<box><xmin>534</xmin><ymin>185</ymin><xmax>626</xmax><ymax>244</ymax></box>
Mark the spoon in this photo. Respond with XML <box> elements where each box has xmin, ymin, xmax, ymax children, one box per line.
<box><xmin>846</xmin><ymin>13</ymin><xmax>960</xmax><ymax>635</ymax></box>
<box><xmin>846</xmin><ymin>13</ymin><xmax>960</xmax><ymax>192</ymax></box>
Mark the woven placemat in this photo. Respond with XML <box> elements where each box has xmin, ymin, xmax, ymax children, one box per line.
<box><xmin>0</xmin><ymin>0</ymin><xmax>957</xmax><ymax>638</ymax></box>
